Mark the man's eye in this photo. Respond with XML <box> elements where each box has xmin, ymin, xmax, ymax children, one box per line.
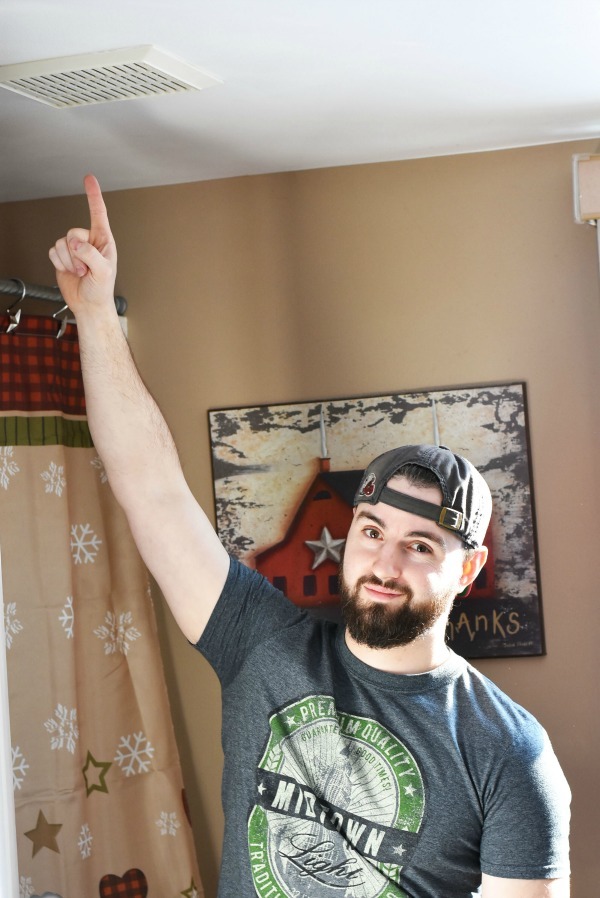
<box><xmin>364</xmin><ymin>528</ymin><xmax>381</xmax><ymax>539</ymax></box>
<box><xmin>412</xmin><ymin>542</ymin><xmax>432</xmax><ymax>554</ymax></box>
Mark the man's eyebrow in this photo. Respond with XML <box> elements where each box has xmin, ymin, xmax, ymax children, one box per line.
<box><xmin>407</xmin><ymin>529</ymin><xmax>447</xmax><ymax>549</ymax></box>
<box><xmin>355</xmin><ymin>510</ymin><xmax>387</xmax><ymax>529</ymax></box>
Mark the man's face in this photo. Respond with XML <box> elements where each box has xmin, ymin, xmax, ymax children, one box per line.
<box><xmin>340</xmin><ymin>475</ymin><xmax>468</xmax><ymax>649</ymax></box>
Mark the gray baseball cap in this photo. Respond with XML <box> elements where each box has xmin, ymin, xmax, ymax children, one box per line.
<box><xmin>353</xmin><ymin>444</ymin><xmax>492</xmax><ymax>549</ymax></box>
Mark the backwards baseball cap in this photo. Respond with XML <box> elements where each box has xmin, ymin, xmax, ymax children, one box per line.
<box><xmin>353</xmin><ymin>444</ymin><xmax>492</xmax><ymax>549</ymax></box>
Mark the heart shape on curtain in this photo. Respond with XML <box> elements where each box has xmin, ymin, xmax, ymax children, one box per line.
<box><xmin>99</xmin><ymin>868</ymin><xmax>148</xmax><ymax>897</ymax></box>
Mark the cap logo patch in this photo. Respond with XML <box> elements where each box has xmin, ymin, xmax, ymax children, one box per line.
<box><xmin>360</xmin><ymin>473</ymin><xmax>376</xmax><ymax>498</ymax></box>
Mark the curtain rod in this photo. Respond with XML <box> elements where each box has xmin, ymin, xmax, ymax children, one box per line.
<box><xmin>0</xmin><ymin>277</ymin><xmax>127</xmax><ymax>315</ymax></box>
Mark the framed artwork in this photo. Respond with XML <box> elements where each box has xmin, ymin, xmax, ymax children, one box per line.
<box><xmin>208</xmin><ymin>382</ymin><xmax>545</xmax><ymax>658</ymax></box>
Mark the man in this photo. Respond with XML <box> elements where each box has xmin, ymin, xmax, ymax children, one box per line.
<box><xmin>49</xmin><ymin>176</ymin><xmax>570</xmax><ymax>898</ymax></box>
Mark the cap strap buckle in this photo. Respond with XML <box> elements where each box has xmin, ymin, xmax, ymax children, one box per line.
<box><xmin>439</xmin><ymin>506</ymin><xmax>463</xmax><ymax>532</ymax></box>
<box><xmin>378</xmin><ymin>486</ymin><xmax>465</xmax><ymax>535</ymax></box>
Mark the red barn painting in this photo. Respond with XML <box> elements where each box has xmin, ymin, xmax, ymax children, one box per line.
<box><xmin>210</xmin><ymin>385</ymin><xmax>543</xmax><ymax>657</ymax></box>
<box><xmin>255</xmin><ymin>460</ymin><xmax>359</xmax><ymax>607</ymax></box>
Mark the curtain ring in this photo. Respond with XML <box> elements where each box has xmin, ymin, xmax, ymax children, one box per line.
<box><xmin>53</xmin><ymin>303</ymin><xmax>71</xmax><ymax>339</ymax></box>
<box><xmin>5</xmin><ymin>278</ymin><xmax>27</xmax><ymax>333</ymax></box>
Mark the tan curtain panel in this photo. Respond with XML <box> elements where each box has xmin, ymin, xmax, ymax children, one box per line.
<box><xmin>0</xmin><ymin>315</ymin><xmax>202</xmax><ymax>898</ymax></box>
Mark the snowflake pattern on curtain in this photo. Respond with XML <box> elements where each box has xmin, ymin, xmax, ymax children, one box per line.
<box><xmin>1</xmin><ymin>315</ymin><xmax>203</xmax><ymax>898</ymax></box>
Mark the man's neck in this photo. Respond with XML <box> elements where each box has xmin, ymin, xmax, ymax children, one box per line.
<box><xmin>344</xmin><ymin>627</ymin><xmax>451</xmax><ymax>675</ymax></box>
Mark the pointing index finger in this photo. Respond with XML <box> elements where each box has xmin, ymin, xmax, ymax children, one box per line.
<box><xmin>84</xmin><ymin>173</ymin><xmax>112</xmax><ymax>246</ymax></box>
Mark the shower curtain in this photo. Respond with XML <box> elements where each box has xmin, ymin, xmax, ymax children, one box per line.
<box><xmin>0</xmin><ymin>315</ymin><xmax>203</xmax><ymax>898</ymax></box>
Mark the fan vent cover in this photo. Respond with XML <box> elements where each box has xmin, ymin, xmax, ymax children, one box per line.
<box><xmin>0</xmin><ymin>46</ymin><xmax>221</xmax><ymax>108</ymax></box>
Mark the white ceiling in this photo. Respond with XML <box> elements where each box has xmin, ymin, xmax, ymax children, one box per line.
<box><xmin>2</xmin><ymin>0</ymin><xmax>600</xmax><ymax>203</ymax></box>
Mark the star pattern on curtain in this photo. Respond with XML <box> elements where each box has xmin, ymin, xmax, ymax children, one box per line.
<box><xmin>24</xmin><ymin>810</ymin><xmax>62</xmax><ymax>857</ymax></box>
<box><xmin>181</xmin><ymin>879</ymin><xmax>201</xmax><ymax>898</ymax></box>
<box><xmin>83</xmin><ymin>750</ymin><xmax>112</xmax><ymax>796</ymax></box>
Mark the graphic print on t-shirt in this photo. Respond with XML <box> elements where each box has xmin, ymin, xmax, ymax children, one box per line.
<box><xmin>248</xmin><ymin>694</ymin><xmax>425</xmax><ymax>898</ymax></box>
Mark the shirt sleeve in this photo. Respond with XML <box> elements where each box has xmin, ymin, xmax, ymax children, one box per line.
<box><xmin>479</xmin><ymin>726</ymin><xmax>571</xmax><ymax>880</ymax></box>
<box><xmin>195</xmin><ymin>556</ymin><xmax>306</xmax><ymax>687</ymax></box>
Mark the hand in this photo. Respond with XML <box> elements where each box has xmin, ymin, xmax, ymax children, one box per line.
<box><xmin>48</xmin><ymin>174</ymin><xmax>117</xmax><ymax>316</ymax></box>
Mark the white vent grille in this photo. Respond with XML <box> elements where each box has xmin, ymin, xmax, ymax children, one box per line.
<box><xmin>0</xmin><ymin>46</ymin><xmax>222</xmax><ymax>108</ymax></box>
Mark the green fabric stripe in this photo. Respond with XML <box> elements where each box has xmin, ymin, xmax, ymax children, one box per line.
<box><xmin>0</xmin><ymin>416</ymin><xmax>94</xmax><ymax>448</ymax></box>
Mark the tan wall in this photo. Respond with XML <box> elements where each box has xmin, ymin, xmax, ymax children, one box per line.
<box><xmin>2</xmin><ymin>139</ymin><xmax>599</xmax><ymax>896</ymax></box>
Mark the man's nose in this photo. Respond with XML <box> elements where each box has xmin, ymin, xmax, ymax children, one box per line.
<box><xmin>371</xmin><ymin>542</ymin><xmax>403</xmax><ymax>582</ymax></box>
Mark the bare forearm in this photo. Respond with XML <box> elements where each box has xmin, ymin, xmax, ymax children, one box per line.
<box><xmin>76</xmin><ymin>307</ymin><xmax>181</xmax><ymax>505</ymax></box>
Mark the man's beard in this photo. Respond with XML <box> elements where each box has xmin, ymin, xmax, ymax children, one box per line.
<box><xmin>339</xmin><ymin>571</ymin><xmax>454</xmax><ymax>649</ymax></box>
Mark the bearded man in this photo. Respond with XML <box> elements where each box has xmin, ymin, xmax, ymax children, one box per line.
<box><xmin>49</xmin><ymin>175</ymin><xmax>571</xmax><ymax>898</ymax></box>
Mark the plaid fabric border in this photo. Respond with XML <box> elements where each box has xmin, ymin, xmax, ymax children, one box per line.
<box><xmin>0</xmin><ymin>415</ymin><xmax>93</xmax><ymax>447</ymax></box>
<box><xmin>0</xmin><ymin>313</ymin><xmax>86</xmax><ymax>414</ymax></box>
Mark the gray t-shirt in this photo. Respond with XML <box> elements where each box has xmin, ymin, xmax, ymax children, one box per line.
<box><xmin>197</xmin><ymin>557</ymin><xmax>570</xmax><ymax>898</ymax></box>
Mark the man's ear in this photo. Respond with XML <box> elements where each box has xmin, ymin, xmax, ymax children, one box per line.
<box><xmin>459</xmin><ymin>546</ymin><xmax>488</xmax><ymax>589</ymax></box>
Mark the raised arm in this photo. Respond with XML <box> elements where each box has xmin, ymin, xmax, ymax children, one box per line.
<box><xmin>49</xmin><ymin>174</ymin><xmax>229</xmax><ymax>643</ymax></box>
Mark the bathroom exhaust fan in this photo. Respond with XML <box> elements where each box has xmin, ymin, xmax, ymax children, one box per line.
<box><xmin>0</xmin><ymin>45</ymin><xmax>222</xmax><ymax>108</ymax></box>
